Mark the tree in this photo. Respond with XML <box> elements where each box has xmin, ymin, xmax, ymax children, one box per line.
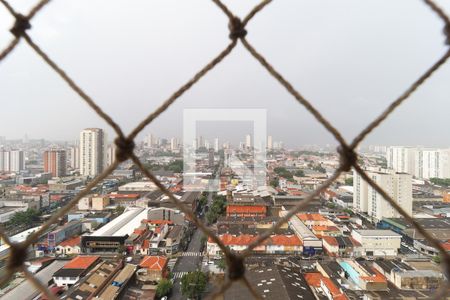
<box><xmin>345</xmin><ymin>178</ymin><xmax>353</xmax><ymax>185</ymax></box>
<box><xmin>430</xmin><ymin>178</ymin><xmax>450</xmax><ymax>187</ymax></box>
<box><xmin>115</xmin><ymin>205</ymin><xmax>125</xmax><ymax>215</ymax></box>
<box><xmin>217</xmin><ymin>257</ymin><xmax>226</xmax><ymax>271</ymax></box>
<box><xmin>181</xmin><ymin>271</ymin><xmax>207</xmax><ymax>299</ymax></box>
<box><xmin>432</xmin><ymin>255</ymin><xmax>441</xmax><ymax>264</ymax></box>
<box><xmin>294</xmin><ymin>170</ymin><xmax>305</xmax><ymax>177</ymax></box>
<box><xmin>269</xmin><ymin>178</ymin><xmax>279</xmax><ymax>188</ymax></box>
<box><xmin>10</xmin><ymin>209</ymin><xmax>40</xmax><ymax>226</ymax></box>
<box><xmin>156</xmin><ymin>279</ymin><xmax>173</xmax><ymax>298</ymax></box>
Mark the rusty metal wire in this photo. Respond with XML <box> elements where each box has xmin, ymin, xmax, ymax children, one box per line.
<box><xmin>0</xmin><ymin>0</ymin><xmax>450</xmax><ymax>299</ymax></box>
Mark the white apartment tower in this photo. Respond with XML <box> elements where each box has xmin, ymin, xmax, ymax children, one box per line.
<box><xmin>414</xmin><ymin>148</ymin><xmax>450</xmax><ymax>179</ymax></box>
<box><xmin>0</xmin><ymin>149</ymin><xmax>24</xmax><ymax>172</ymax></box>
<box><xmin>69</xmin><ymin>146</ymin><xmax>80</xmax><ymax>169</ymax></box>
<box><xmin>80</xmin><ymin>128</ymin><xmax>106</xmax><ymax>177</ymax></box>
<box><xmin>353</xmin><ymin>168</ymin><xmax>412</xmax><ymax>222</ymax></box>
<box><xmin>170</xmin><ymin>138</ymin><xmax>178</xmax><ymax>151</ymax></box>
<box><xmin>386</xmin><ymin>146</ymin><xmax>416</xmax><ymax>174</ymax></box>
<box><xmin>267</xmin><ymin>135</ymin><xmax>273</xmax><ymax>150</ymax></box>
<box><xmin>214</xmin><ymin>138</ymin><xmax>219</xmax><ymax>152</ymax></box>
<box><xmin>245</xmin><ymin>134</ymin><xmax>251</xmax><ymax>149</ymax></box>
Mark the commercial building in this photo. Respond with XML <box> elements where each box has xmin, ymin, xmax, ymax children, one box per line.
<box><xmin>97</xmin><ymin>263</ymin><xmax>136</xmax><ymax>300</ymax></box>
<box><xmin>78</xmin><ymin>195</ymin><xmax>110</xmax><ymax>211</ymax></box>
<box><xmin>353</xmin><ymin>168</ymin><xmax>412</xmax><ymax>222</ymax></box>
<box><xmin>281</xmin><ymin>210</ymin><xmax>322</xmax><ymax>255</ymax></box>
<box><xmin>80</xmin><ymin>128</ymin><xmax>106</xmax><ymax>177</ymax></box>
<box><xmin>53</xmin><ymin>255</ymin><xmax>101</xmax><ymax>287</ymax></box>
<box><xmin>374</xmin><ymin>260</ymin><xmax>444</xmax><ymax>290</ymax></box>
<box><xmin>82</xmin><ymin>207</ymin><xmax>149</xmax><ymax>253</ymax></box>
<box><xmin>351</xmin><ymin>229</ymin><xmax>401</xmax><ymax>257</ymax></box>
<box><xmin>47</xmin><ymin>220</ymin><xmax>83</xmax><ymax>248</ymax></box>
<box><xmin>43</xmin><ymin>149</ymin><xmax>67</xmax><ymax>177</ymax></box>
<box><xmin>64</xmin><ymin>259</ymin><xmax>122</xmax><ymax>300</ymax></box>
<box><xmin>225</xmin><ymin>265</ymin><xmax>315</xmax><ymax>300</ymax></box>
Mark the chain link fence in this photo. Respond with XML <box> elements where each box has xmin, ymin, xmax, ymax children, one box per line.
<box><xmin>1</xmin><ymin>0</ymin><xmax>450</xmax><ymax>299</ymax></box>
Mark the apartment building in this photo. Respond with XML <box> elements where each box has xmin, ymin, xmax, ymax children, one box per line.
<box><xmin>353</xmin><ymin>168</ymin><xmax>412</xmax><ymax>222</ymax></box>
<box><xmin>43</xmin><ymin>149</ymin><xmax>66</xmax><ymax>177</ymax></box>
<box><xmin>79</xmin><ymin>128</ymin><xmax>106</xmax><ymax>177</ymax></box>
<box><xmin>386</xmin><ymin>146</ymin><xmax>450</xmax><ymax>179</ymax></box>
<box><xmin>0</xmin><ymin>149</ymin><xmax>24</xmax><ymax>172</ymax></box>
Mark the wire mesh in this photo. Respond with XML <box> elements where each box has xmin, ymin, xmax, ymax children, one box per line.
<box><xmin>0</xmin><ymin>0</ymin><xmax>449</xmax><ymax>299</ymax></box>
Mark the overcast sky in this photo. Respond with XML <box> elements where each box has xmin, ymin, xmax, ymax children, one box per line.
<box><xmin>1</xmin><ymin>0</ymin><xmax>450</xmax><ymax>148</ymax></box>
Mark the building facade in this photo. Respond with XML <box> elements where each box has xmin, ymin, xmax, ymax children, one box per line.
<box><xmin>353</xmin><ymin>168</ymin><xmax>412</xmax><ymax>222</ymax></box>
<box><xmin>43</xmin><ymin>149</ymin><xmax>66</xmax><ymax>177</ymax></box>
<box><xmin>80</xmin><ymin>128</ymin><xmax>106</xmax><ymax>177</ymax></box>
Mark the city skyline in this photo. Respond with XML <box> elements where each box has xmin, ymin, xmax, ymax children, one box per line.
<box><xmin>1</xmin><ymin>0</ymin><xmax>450</xmax><ymax>146</ymax></box>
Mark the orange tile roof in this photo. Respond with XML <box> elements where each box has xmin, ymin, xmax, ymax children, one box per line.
<box><xmin>59</xmin><ymin>236</ymin><xmax>81</xmax><ymax>247</ymax></box>
<box><xmin>441</xmin><ymin>240</ymin><xmax>450</xmax><ymax>251</ymax></box>
<box><xmin>214</xmin><ymin>234</ymin><xmax>301</xmax><ymax>247</ymax></box>
<box><xmin>226</xmin><ymin>205</ymin><xmax>266</xmax><ymax>214</ymax></box>
<box><xmin>304</xmin><ymin>272</ymin><xmax>323</xmax><ymax>287</ymax></box>
<box><xmin>107</xmin><ymin>193</ymin><xmax>140</xmax><ymax>199</ymax></box>
<box><xmin>142</xmin><ymin>240</ymin><xmax>150</xmax><ymax>249</ymax></box>
<box><xmin>297</xmin><ymin>213</ymin><xmax>327</xmax><ymax>222</ymax></box>
<box><xmin>63</xmin><ymin>256</ymin><xmax>100</xmax><ymax>269</ymax></box>
<box><xmin>322</xmin><ymin>236</ymin><xmax>338</xmax><ymax>246</ymax></box>
<box><xmin>321</xmin><ymin>277</ymin><xmax>348</xmax><ymax>300</ymax></box>
<box><xmin>360</xmin><ymin>268</ymin><xmax>387</xmax><ymax>283</ymax></box>
<box><xmin>312</xmin><ymin>225</ymin><xmax>340</xmax><ymax>232</ymax></box>
<box><xmin>139</xmin><ymin>256</ymin><xmax>168</xmax><ymax>271</ymax></box>
<box><xmin>146</xmin><ymin>219</ymin><xmax>174</xmax><ymax>225</ymax></box>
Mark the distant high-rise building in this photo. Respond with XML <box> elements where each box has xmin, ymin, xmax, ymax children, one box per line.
<box><xmin>245</xmin><ymin>134</ymin><xmax>251</xmax><ymax>149</ymax></box>
<box><xmin>267</xmin><ymin>136</ymin><xmax>273</xmax><ymax>150</ymax></box>
<box><xmin>44</xmin><ymin>149</ymin><xmax>66</xmax><ymax>177</ymax></box>
<box><xmin>208</xmin><ymin>148</ymin><xmax>214</xmax><ymax>167</ymax></box>
<box><xmin>107</xmin><ymin>144</ymin><xmax>116</xmax><ymax>166</ymax></box>
<box><xmin>353</xmin><ymin>167</ymin><xmax>412</xmax><ymax>222</ymax></box>
<box><xmin>80</xmin><ymin>128</ymin><xmax>106</xmax><ymax>177</ymax></box>
<box><xmin>199</xmin><ymin>136</ymin><xmax>204</xmax><ymax>149</ymax></box>
<box><xmin>10</xmin><ymin>150</ymin><xmax>24</xmax><ymax>172</ymax></box>
<box><xmin>0</xmin><ymin>149</ymin><xmax>24</xmax><ymax>172</ymax></box>
<box><xmin>69</xmin><ymin>146</ymin><xmax>80</xmax><ymax>169</ymax></box>
<box><xmin>386</xmin><ymin>146</ymin><xmax>416</xmax><ymax>174</ymax></box>
<box><xmin>170</xmin><ymin>138</ymin><xmax>178</xmax><ymax>151</ymax></box>
<box><xmin>214</xmin><ymin>138</ymin><xmax>219</xmax><ymax>152</ymax></box>
<box><xmin>387</xmin><ymin>146</ymin><xmax>450</xmax><ymax>179</ymax></box>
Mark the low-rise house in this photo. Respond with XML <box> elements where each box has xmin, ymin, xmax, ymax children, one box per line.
<box><xmin>136</xmin><ymin>256</ymin><xmax>168</xmax><ymax>284</ymax></box>
<box><xmin>338</xmin><ymin>259</ymin><xmax>387</xmax><ymax>291</ymax></box>
<box><xmin>296</xmin><ymin>213</ymin><xmax>333</xmax><ymax>227</ymax></box>
<box><xmin>226</xmin><ymin>205</ymin><xmax>267</xmax><ymax>217</ymax></box>
<box><xmin>55</xmin><ymin>236</ymin><xmax>81</xmax><ymax>255</ymax></box>
<box><xmin>207</xmin><ymin>234</ymin><xmax>302</xmax><ymax>256</ymax></box>
<box><xmin>165</xmin><ymin>225</ymin><xmax>185</xmax><ymax>254</ymax></box>
<box><xmin>311</xmin><ymin>225</ymin><xmax>341</xmax><ymax>238</ymax></box>
<box><xmin>53</xmin><ymin>255</ymin><xmax>101</xmax><ymax>287</ymax></box>
<box><xmin>322</xmin><ymin>236</ymin><xmax>362</xmax><ymax>257</ymax></box>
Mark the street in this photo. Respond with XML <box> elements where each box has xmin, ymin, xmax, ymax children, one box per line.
<box><xmin>169</xmin><ymin>192</ymin><xmax>212</xmax><ymax>299</ymax></box>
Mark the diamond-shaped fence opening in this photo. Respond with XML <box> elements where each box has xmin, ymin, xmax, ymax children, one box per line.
<box><xmin>1</xmin><ymin>0</ymin><xmax>450</xmax><ymax>299</ymax></box>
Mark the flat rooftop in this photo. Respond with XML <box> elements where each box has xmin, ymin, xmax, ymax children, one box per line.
<box><xmin>355</xmin><ymin>229</ymin><xmax>401</xmax><ymax>237</ymax></box>
<box><xmin>90</xmin><ymin>208</ymin><xmax>147</xmax><ymax>237</ymax></box>
<box><xmin>1</xmin><ymin>260</ymin><xmax>66</xmax><ymax>300</ymax></box>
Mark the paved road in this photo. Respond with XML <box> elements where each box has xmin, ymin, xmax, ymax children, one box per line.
<box><xmin>170</xmin><ymin>193</ymin><xmax>212</xmax><ymax>300</ymax></box>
